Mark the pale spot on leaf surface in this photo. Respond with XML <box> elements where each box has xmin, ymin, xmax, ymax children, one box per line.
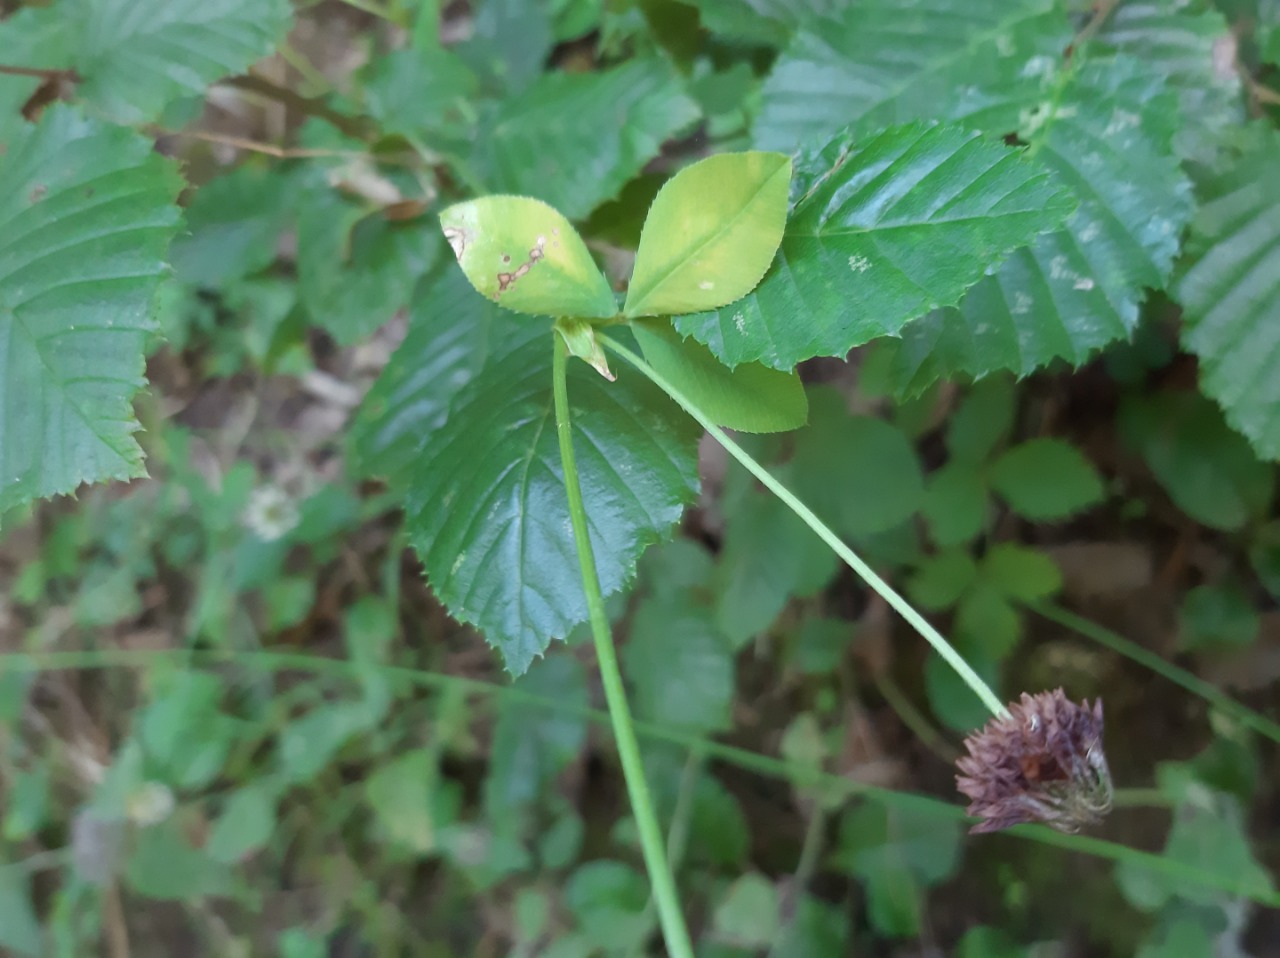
<box><xmin>848</xmin><ymin>254</ymin><xmax>871</xmax><ymax>273</ymax></box>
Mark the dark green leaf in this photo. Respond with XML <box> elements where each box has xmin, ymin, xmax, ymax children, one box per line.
<box><xmin>790</xmin><ymin>389</ymin><xmax>924</xmax><ymax>538</ymax></box>
<box><xmin>631</xmin><ymin>320</ymin><xmax>808</xmax><ymax>433</ymax></box>
<box><xmin>472</xmin><ymin>59</ymin><xmax>699</xmax><ymax>220</ymax></box>
<box><xmin>565</xmin><ymin>860</ymin><xmax>654</xmax><ymax>952</ymax></box>
<box><xmin>714</xmin><ymin>489</ymin><xmax>837</xmax><ymax>646</ymax></box>
<box><xmin>207</xmin><ymin>783</ymin><xmax>277</xmax><ymax>864</ymax></box>
<box><xmin>0</xmin><ymin>107</ymin><xmax>182</xmax><ymax>511</ymax></box>
<box><xmin>947</xmin><ymin>377</ymin><xmax>1016</xmax><ymax>463</ymax></box>
<box><xmin>753</xmin><ymin>0</ymin><xmax>1066</xmax><ymax>151</ymax></box>
<box><xmin>457</xmin><ymin>0</ymin><xmax>554</xmax><ymax>93</ymax></box>
<box><xmin>879</xmin><ymin>57</ymin><xmax>1193</xmax><ymax>393</ymax></box>
<box><xmin>404</xmin><ymin>320</ymin><xmax>700</xmax><ymax>672</ymax></box>
<box><xmin>1120</xmin><ymin>391</ymin><xmax>1274</xmax><ymax>531</ymax></box>
<box><xmin>712</xmin><ymin>873</ymin><xmax>780</xmax><ymax>947</ymax></box>
<box><xmin>1177</xmin><ymin>124</ymin><xmax>1280</xmax><ymax>461</ymax></box>
<box><xmin>907</xmin><ymin>551</ymin><xmax>978</xmax><ymax>611</ymax></box>
<box><xmin>922</xmin><ymin>462</ymin><xmax>989</xmax><ymax>546</ymax></box>
<box><xmin>987</xmin><ymin>438</ymin><xmax>1105</xmax><ymax>520</ymax></box>
<box><xmin>926</xmin><ymin>646</ymin><xmax>1001</xmax><ymax>731</ymax></box>
<box><xmin>350</xmin><ymin>270</ymin><xmax>502</xmax><ymax>484</ymax></box>
<box><xmin>1094</xmin><ymin>0</ymin><xmax>1243</xmax><ymax>162</ymax></box>
<box><xmin>168</xmin><ymin>163</ymin><xmax>297</xmax><ymax>287</ymax></box>
<box><xmin>980</xmin><ymin>543</ymin><xmax>1062</xmax><ymax>601</ymax></box>
<box><xmin>34</xmin><ymin>0</ymin><xmax>293</xmax><ymax>124</ymax></box>
<box><xmin>674</xmin><ymin>122</ymin><xmax>1075</xmax><ymax>369</ymax></box>
<box><xmin>296</xmin><ymin>177</ymin><xmax>441</xmax><ymax>344</ymax></box>
<box><xmin>625</xmin><ymin>593</ymin><xmax>734</xmax><ymax>732</ymax></box>
<box><xmin>126</xmin><ymin>820</ymin><xmax>232</xmax><ymax>900</ymax></box>
<box><xmin>485</xmin><ymin>655</ymin><xmax>588</xmax><ymax>814</ymax></box>
<box><xmin>1178</xmin><ymin>584</ymin><xmax>1259</xmax><ymax>651</ymax></box>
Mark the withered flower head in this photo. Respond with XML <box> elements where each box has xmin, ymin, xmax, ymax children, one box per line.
<box><xmin>956</xmin><ymin>688</ymin><xmax>1112</xmax><ymax>835</ymax></box>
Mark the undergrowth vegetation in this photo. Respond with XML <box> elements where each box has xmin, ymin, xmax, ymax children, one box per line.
<box><xmin>1</xmin><ymin>0</ymin><xmax>1279</xmax><ymax>955</ymax></box>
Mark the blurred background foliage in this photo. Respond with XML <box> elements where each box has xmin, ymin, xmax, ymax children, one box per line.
<box><xmin>0</xmin><ymin>0</ymin><xmax>1278</xmax><ymax>955</ymax></box>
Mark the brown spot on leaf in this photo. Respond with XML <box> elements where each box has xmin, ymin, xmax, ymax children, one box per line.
<box><xmin>29</xmin><ymin>184</ymin><xmax>46</xmax><ymax>204</ymax></box>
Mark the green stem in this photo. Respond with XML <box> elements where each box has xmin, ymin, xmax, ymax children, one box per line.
<box><xmin>1028</xmin><ymin>601</ymin><xmax>1280</xmax><ymax>745</ymax></box>
<box><xmin>600</xmin><ymin>334</ymin><xmax>1007</xmax><ymax>719</ymax></box>
<box><xmin>552</xmin><ymin>336</ymin><xmax>696</xmax><ymax>958</ymax></box>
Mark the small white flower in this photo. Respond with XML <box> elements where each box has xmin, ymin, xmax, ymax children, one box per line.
<box><xmin>126</xmin><ymin>782</ymin><xmax>175</xmax><ymax>827</ymax></box>
<box><xmin>244</xmin><ymin>485</ymin><xmax>299</xmax><ymax>541</ymax></box>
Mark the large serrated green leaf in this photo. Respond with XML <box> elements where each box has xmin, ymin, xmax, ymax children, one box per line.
<box><xmin>399</xmin><ymin>318</ymin><xmax>700</xmax><ymax>673</ymax></box>
<box><xmin>350</xmin><ymin>269</ymin><xmax>504</xmax><ymax>485</ymax></box>
<box><xmin>0</xmin><ymin>11</ymin><xmax>70</xmax><ymax>148</ymax></box>
<box><xmin>295</xmin><ymin>173</ymin><xmax>441</xmax><ymax>346</ymax></box>
<box><xmin>0</xmin><ymin>107</ymin><xmax>182</xmax><ymax>513</ymax></box>
<box><xmin>752</xmin><ymin>0</ymin><xmax>1066</xmax><ymax>152</ymax></box>
<box><xmin>672</xmin><ymin>121</ymin><xmax>1074</xmax><ymax>370</ymax></box>
<box><xmin>1094</xmin><ymin>0</ymin><xmax>1243</xmax><ymax>163</ymax></box>
<box><xmin>1177</xmin><ymin>125</ymin><xmax>1280</xmax><ymax>461</ymax></box>
<box><xmin>471</xmin><ymin>59</ymin><xmax>699</xmax><ymax>220</ymax></box>
<box><xmin>2</xmin><ymin>0</ymin><xmax>293</xmax><ymax>125</ymax></box>
<box><xmin>878</xmin><ymin>56</ymin><xmax>1193</xmax><ymax>394</ymax></box>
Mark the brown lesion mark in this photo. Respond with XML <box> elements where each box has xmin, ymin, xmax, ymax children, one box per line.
<box><xmin>496</xmin><ymin>236</ymin><xmax>546</xmax><ymax>294</ymax></box>
<box><xmin>29</xmin><ymin>184</ymin><xmax>46</xmax><ymax>204</ymax></box>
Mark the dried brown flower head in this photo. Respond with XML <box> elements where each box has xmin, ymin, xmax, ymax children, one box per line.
<box><xmin>956</xmin><ymin>688</ymin><xmax>1112</xmax><ymax>834</ymax></box>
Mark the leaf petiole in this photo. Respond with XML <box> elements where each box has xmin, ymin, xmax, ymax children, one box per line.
<box><xmin>600</xmin><ymin>332</ymin><xmax>1008</xmax><ymax>719</ymax></box>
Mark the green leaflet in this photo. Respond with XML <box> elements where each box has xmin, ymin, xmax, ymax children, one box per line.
<box><xmin>631</xmin><ymin>320</ymin><xmax>807</xmax><ymax>433</ymax></box>
<box><xmin>441</xmin><ymin>196</ymin><xmax>617</xmax><ymax>319</ymax></box>
<box><xmin>0</xmin><ymin>107</ymin><xmax>182</xmax><ymax>512</ymax></box>
<box><xmin>625</xmin><ymin>152</ymin><xmax>791</xmax><ymax>317</ymax></box>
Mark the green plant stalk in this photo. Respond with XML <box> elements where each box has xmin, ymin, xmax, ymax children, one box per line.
<box><xmin>552</xmin><ymin>335</ymin><xmax>696</xmax><ymax>958</ymax></box>
<box><xmin>600</xmin><ymin>333</ymin><xmax>1007</xmax><ymax>718</ymax></box>
<box><xmin>1029</xmin><ymin>601</ymin><xmax>1280</xmax><ymax>745</ymax></box>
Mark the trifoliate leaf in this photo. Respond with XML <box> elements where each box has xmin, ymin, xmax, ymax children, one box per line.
<box><xmin>673</xmin><ymin>121</ymin><xmax>1075</xmax><ymax>369</ymax></box>
<box><xmin>625</xmin><ymin>152</ymin><xmax>791</xmax><ymax>317</ymax></box>
<box><xmin>1177</xmin><ymin>124</ymin><xmax>1280</xmax><ymax>461</ymax></box>
<box><xmin>0</xmin><ymin>107</ymin><xmax>182</xmax><ymax>512</ymax></box>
